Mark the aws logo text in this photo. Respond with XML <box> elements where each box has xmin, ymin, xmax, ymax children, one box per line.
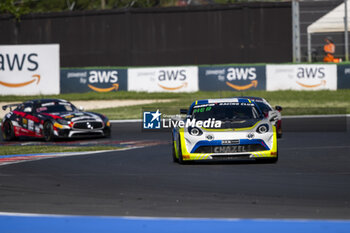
<box><xmin>0</xmin><ymin>53</ymin><xmax>40</xmax><ymax>88</ymax></box>
<box><xmin>296</xmin><ymin>67</ymin><xmax>326</xmax><ymax>88</ymax></box>
<box><xmin>89</xmin><ymin>70</ymin><xmax>118</xmax><ymax>83</ymax></box>
<box><xmin>157</xmin><ymin>70</ymin><xmax>187</xmax><ymax>91</ymax></box>
<box><xmin>225</xmin><ymin>67</ymin><xmax>258</xmax><ymax>91</ymax></box>
<box><xmin>0</xmin><ymin>53</ymin><xmax>39</xmax><ymax>71</ymax></box>
<box><xmin>158</xmin><ymin>70</ymin><xmax>186</xmax><ymax>81</ymax></box>
<box><xmin>297</xmin><ymin>67</ymin><xmax>325</xmax><ymax>79</ymax></box>
<box><xmin>226</xmin><ymin>68</ymin><xmax>256</xmax><ymax>80</ymax></box>
<box><xmin>87</xmin><ymin>70</ymin><xmax>119</xmax><ymax>92</ymax></box>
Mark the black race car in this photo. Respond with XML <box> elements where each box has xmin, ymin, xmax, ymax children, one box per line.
<box><xmin>1</xmin><ymin>99</ymin><xmax>111</xmax><ymax>141</ymax></box>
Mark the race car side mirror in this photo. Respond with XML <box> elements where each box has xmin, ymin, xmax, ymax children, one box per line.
<box><xmin>268</xmin><ymin>111</ymin><xmax>278</xmax><ymax>122</ymax></box>
<box><xmin>275</xmin><ymin>106</ymin><xmax>283</xmax><ymax>112</ymax></box>
<box><xmin>180</xmin><ymin>109</ymin><xmax>187</xmax><ymax>114</ymax></box>
<box><xmin>78</xmin><ymin>106</ymin><xmax>85</xmax><ymax>111</ymax></box>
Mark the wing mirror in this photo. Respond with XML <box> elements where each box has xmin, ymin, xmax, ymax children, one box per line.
<box><xmin>78</xmin><ymin>106</ymin><xmax>85</xmax><ymax>111</ymax></box>
<box><xmin>275</xmin><ymin>106</ymin><xmax>283</xmax><ymax>112</ymax></box>
<box><xmin>268</xmin><ymin>110</ymin><xmax>278</xmax><ymax>122</ymax></box>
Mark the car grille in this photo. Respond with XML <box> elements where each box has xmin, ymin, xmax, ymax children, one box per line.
<box><xmin>73</xmin><ymin>121</ymin><xmax>103</xmax><ymax>130</ymax></box>
<box><xmin>194</xmin><ymin>144</ymin><xmax>267</xmax><ymax>153</ymax></box>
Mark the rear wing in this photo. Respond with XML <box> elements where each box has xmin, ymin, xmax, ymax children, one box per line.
<box><xmin>2</xmin><ymin>103</ymin><xmax>21</xmax><ymax>111</ymax></box>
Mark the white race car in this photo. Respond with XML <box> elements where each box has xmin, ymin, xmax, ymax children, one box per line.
<box><xmin>172</xmin><ymin>98</ymin><xmax>278</xmax><ymax>164</ymax></box>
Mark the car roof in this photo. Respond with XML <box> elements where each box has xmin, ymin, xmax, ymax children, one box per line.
<box><xmin>23</xmin><ymin>99</ymin><xmax>69</xmax><ymax>105</ymax></box>
<box><xmin>236</xmin><ymin>96</ymin><xmax>264</xmax><ymax>100</ymax></box>
<box><xmin>235</xmin><ymin>96</ymin><xmax>271</xmax><ymax>104</ymax></box>
<box><xmin>192</xmin><ymin>97</ymin><xmax>255</xmax><ymax>106</ymax></box>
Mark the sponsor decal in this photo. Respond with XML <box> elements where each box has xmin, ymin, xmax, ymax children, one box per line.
<box><xmin>128</xmin><ymin>67</ymin><xmax>198</xmax><ymax>92</ymax></box>
<box><xmin>266</xmin><ymin>65</ymin><xmax>336</xmax><ymax>91</ymax></box>
<box><xmin>0</xmin><ymin>44</ymin><xmax>59</xmax><ymax>95</ymax></box>
<box><xmin>214</xmin><ymin>145</ymin><xmax>247</xmax><ymax>153</ymax></box>
<box><xmin>295</xmin><ymin>66</ymin><xmax>326</xmax><ymax>88</ymax></box>
<box><xmin>60</xmin><ymin>69</ymin><xmax>127</xmax><ymax>93</ymax></box>
<box><xmin>199</xmin><ymin>66</ymin><xmax>265</xmax><ymax>91</ymax></box>
<box><xmin>157</xmin><ymin>69</ymin><xmax>187</xmax><ymax>91</ymax></box>
<box><xmin>87</xmin><ymin>70</ymin><xmax>119</xmax><ymax>92</ymax></box>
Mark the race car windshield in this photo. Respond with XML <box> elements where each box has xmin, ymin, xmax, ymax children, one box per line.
<box><xmin>255</xmin><ymin>102</ymin><xmax>272</xmax><ymax>113</ymax></box>
<box><xmin>191</xmin><ymin>103</ymin><xmax>261</xmax><ymax>121</ymax></box>
<box><xmin>36</xmin><ymin>102</ymin><xmax>77</xmax><ymax>113</ymax></box>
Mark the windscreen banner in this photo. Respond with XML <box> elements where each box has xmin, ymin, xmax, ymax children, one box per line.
<box><xmin>0</xmin><ymin>44</ymin><xmax>60</xmax><ymax>95</ymax></box>
<box><xmin>266</xmin><ymin>64</ymin><xmax>337</xmax><ymax>91</ymax></box>
<box><xmin>60</xmin><ymin>68</ymin><xmax>127</xmax><ymax>93</ymax></box>
<box><xmin>198</xmin><ymin>66</ymin><xmax>266</xmax><ymax>91</ymax></box>
<box><xmin>336</xmin><ymin>64</ymin><xmax>350</xmax><ymax>89</ymax></box>
<box><xmin>128</xmin><ymin>66</ymin><xmax>198</xmax><ymax>92</ymax></box>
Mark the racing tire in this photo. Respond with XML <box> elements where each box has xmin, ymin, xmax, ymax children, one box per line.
<box><xmin>177</xmin><ymin>135</ymin><xmax>186</xmax><ymax>164</ymax></box>
<box><xmin>172</xmin><ymin>133</ymin><xmax>178</xmax><ymax>163</ymax></box>
<box><xmin>266</xmin><ymin>156</ymin><xmax>278</xmax><ymax>163</ymax></box>
<box><xmin>2</xmin><ymin>120</ymin><xmax>16</xmax><ymax>141</ymax></box>
<box><xmin>276</xmin><ymin>122</ymin><xmax>282</xmax><ymax>138</ymax></box>
<box><xmin>43</xmin><ymin>121</ymin><xmax>55</xmax><ymax>142</ymax></box>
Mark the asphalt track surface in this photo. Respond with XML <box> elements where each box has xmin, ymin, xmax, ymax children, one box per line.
<box><xmin>0</xmin><ymin>117</ymin><xmax>349</xmax><ymax>219</ymax></box>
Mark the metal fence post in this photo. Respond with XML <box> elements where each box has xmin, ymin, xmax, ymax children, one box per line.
<box><xmin>345</xmin><ymin>0</ymin><xmax>349</xmax><ymax>61</ymax></box>
<box><xmin>292</xmin><ymin>0</ymin><xmax>301</xmax><ymax>63</ymax></box>
<box><xmin>307</xmin><ymin>33</ymin><xmax>312</xmax><ymax>62</ymax></box>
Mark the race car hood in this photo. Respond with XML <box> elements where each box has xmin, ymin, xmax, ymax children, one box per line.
<box><xmin>41</xmin><ymin>111</ymin><xmax>102</xmax><ymax>122</ymax></box>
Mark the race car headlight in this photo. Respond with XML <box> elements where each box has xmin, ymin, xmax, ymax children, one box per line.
<box><xmin>188</xmin><ymin>127</ymin><xmax>203</xmax><ymax>136</ymax></box>
<box><xmin>256</xmin><ymin>124</ymin><xmax>269</xmax><ymax>134</ymax></box>
<box><xmin>56</xmin><ymin>118</ymin><xmax>69</xmax><ymax>125</ymax></box>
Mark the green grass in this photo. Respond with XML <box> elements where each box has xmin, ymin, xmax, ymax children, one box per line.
<box><xmin>0</xmin><ymin>145</ymin><xmax>119</xmax><ymax>155</ymax></box>
<box><xmin>1</xmin><ymin>90</ymin><xmax>350</xmax><ymax>119</ymax></box>
<box><xmin>0</xmin><ymin>91</ymin><xmax>180</xmax><ymax>102</ymax></box>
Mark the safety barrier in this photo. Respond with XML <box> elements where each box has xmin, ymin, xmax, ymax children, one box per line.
<box><xmin>2</xmin><ymin>55</ymin><xmax>350</xmax><ymax>95</ymax></box>
<box><xmin>59</xmin><ymin>64</ymin><xmax>350</xmax><ymax>93</ymax></box>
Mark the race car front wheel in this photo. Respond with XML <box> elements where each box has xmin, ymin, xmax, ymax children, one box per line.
<box><xmin>171</xmin><ymin>133</ymin><xmax>178</xmax><ymax>163</ymax></box>
<box><xmin>177</xmin><ymin>135</ymin><xmax>185</xmax><ymax>164</ymax></box>
<box><xmin>2</xmin><ymin>120</ymin><xmax>16</xmax><ymax>141</ymax></box>
<box><xmin>43</xmin><ymin>121</ymin><xmax>55</xmax><ymax>142</ymax></box>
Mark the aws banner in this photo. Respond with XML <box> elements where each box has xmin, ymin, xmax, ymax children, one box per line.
<box><xmin>198</xmin><ymin>66</ymin><xmax>265</xmax><ymax>91</ymax></box>
<box><xmin>0</xmin><ymin>44</ymin><xmax>60</xmax><ymax>95</ymax></box>
<box><xmin>60</xmin><ymin>68</ymin><xmax>127</xmax><ymax>93</ymax></box>
<box><xmin>128</xmin><ymin>66</ymin><xmax>198</xmax><ymax>92</ymax></box>
<box><xmin>266</xmin><ymin>65</ymin><xmax>337</xmax><ymax>91</ymax></box>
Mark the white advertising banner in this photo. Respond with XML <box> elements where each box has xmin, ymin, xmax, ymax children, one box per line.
<box><xmin>266</xmin><ymin>64</ymin><xmax>337</xmax><ymax>91</ymax></box>
<box><xmin>0</xmin><ymin>44</ymin><xmax>60</xmax><ymax>95</ymax></box>
<box><xmin>128</xmin><ymin>66</ymin><xmax>198</xmax><ymax>92</ymax></box>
